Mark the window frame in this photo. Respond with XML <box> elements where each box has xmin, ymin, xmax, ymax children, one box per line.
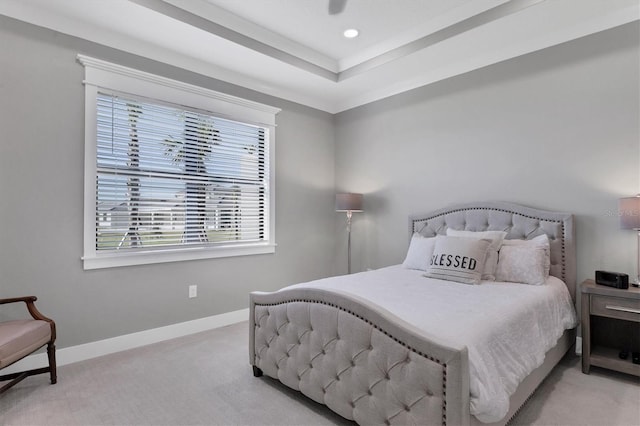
<box><xmin>79</xmin><ymin>55</ymin><xmax>280</xmax><ymax>270</ymax></box>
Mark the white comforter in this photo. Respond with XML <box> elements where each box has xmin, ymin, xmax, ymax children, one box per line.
<box><xmin>284</xmin><ymin>265</ymin><xmax>577</xmax><ymax>423</ymax></box>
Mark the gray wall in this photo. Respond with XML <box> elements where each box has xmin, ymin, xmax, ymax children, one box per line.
<box><xmin>335</xmin><ymin>22</ymin><xmax>640</xmax><ymax>287</ymax></box>
<box><xmin>0</xmin><ymin>16</ymin><xmax>336</xmax><ymax>348</ymax></box>
<box><xmin>2</xmin><ymin>16</ymin><xmax>638</xmax><ymax>350</ymax></box>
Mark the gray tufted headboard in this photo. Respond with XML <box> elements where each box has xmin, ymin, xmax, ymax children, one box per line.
<box><xmin>409</xmin><ymin>202</ymin><xmax>576</xmax><ymax>302</ymax></box>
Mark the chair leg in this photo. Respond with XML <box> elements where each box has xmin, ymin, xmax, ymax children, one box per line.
<box><xmin>47</xmin><ymin>342</ymin><xmax>57</xmax><ymax>385</ymax></box>
<box><xmin>0</xmin><ymin>372</ymin><xmax>29</xmax><ymax>394</ymax></box>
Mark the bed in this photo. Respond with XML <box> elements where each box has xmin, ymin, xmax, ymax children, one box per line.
<box><xmin>249</xmin><ymin>201</ymin><xmax>578</xmax><ymax>425</ymax></box>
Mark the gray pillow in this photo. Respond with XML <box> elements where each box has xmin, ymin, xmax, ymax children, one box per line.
<box><xmin>424</xmin><ymin>235</ymin><xmax>492</xmax><ymax>284</ymax></box>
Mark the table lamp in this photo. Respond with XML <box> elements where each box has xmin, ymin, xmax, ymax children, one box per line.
<box><xmin>619</xmin><ymin>195</ymin><xmax>640</xmax><ymax>284</ymax></box>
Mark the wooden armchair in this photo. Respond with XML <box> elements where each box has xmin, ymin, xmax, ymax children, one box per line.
<box><xmin>0</xmin><ymin>296</ymin><xmax>57</xmax><ymax>394</ymax></box>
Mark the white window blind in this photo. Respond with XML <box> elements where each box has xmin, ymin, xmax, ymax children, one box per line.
<box><xmin>96</xmin><ymin>92</ymin><xmax>268</xmax><ymax>251</ymax></box>
<box><xmin>80</xmin><ymin>55</ymin><xmax>279</xmax><ymax>269</ymax></box>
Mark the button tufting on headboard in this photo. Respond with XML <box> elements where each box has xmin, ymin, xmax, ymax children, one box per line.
<box><xmin>408</xmin><ymin>202</ymin><xmax>576</xmax><ymax>302</ymax></box>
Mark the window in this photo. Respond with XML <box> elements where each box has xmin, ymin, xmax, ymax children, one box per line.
<box><xmin>80</xmin><ymin>56</ymin><xmax>280</xmax><ymax>269</ymax></box>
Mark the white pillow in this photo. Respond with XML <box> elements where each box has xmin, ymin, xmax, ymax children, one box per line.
<box><xmin>446</xmin><ymin>229</ymin><xmax>507</xmax><ymax>281</ymax></box>
<box><xmin>424</xmin><ymin>235</ymin><xmax>491</xmax><ymax>284</ymax></box>
<box><xmin>402</xmin><ymin>234</ymin><xmax>436</xmax><ymax>271</ymax></box>
<box><xmin>496</xmin><ymin>245</ymin><xmax>547</xmax><ymax>285</ymax></box>
<box><xmin>501</xmin><ymin>234</ymin><xmax>550</xmax><ymax>278</ymax></box>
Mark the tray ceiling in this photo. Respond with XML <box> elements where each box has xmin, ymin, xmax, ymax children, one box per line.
<box><xmin>0</xmin><ymin>0</ymin><xmax>637</xmax><ymax>113</ymax></box>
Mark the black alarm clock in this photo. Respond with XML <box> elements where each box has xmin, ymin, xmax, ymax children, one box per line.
<box><xmin>595</xmin><ymin>270</ymin><xmax>629</xmax><ymax>289</ymax></box>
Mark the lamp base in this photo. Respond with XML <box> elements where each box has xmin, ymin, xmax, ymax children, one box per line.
<box><xmin>637</xmin><ymin>231</ymin><xmax>640</xmax><ymax>286</ymax></box>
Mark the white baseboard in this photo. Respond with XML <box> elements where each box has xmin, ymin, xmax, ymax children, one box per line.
<box><xmin>3</xmin><ymin>308</ymin><xmax>248</xmax><ymax>374</ymax></box>
<box><xmin>575</xmin><ymin>336</ymin><xmax>582</xmax><ymax>355</ymax></box>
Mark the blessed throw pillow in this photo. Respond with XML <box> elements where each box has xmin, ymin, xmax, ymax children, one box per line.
<box><xmin>424</xmin><ymin>235</ymin><xmax>491</xmax><ymax>284</ymax></box>
<box><xmin>501</xmin><ymin>234</ymin><xmax>550</xmax><ymax>278</ymax></box>
<box><xmin>446</xmin><ymin>229</ymin><xmax>507</xmax><ymax>281</ymax></box>
<box><xmin>402</xmin><ymin>234</ymin><xmax>436</xmax><ymax>271</ymax></box>
<box><xmin>496</xmin><ymin>245</ymin><xmax>547</xmax><ymax>285</ymax></box>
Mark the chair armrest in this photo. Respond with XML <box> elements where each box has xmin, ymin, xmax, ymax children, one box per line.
<box><xmin>0</xmin><ymin>296</ymin><xmax>37</xmax><ymax>305</ymax></box>
<box><xmin>0</xmin><ymin>296</ymin><xmax>56</xmax><ymax>340</ymax></box>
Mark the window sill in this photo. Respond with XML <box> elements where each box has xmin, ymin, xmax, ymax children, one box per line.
<box><xmin>82</xmin><ymin>243</ymin><xmax>276</xmax><ymax>270</ymax></box>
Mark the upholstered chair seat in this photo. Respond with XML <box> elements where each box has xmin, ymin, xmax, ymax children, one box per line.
<box><xmin>0</xmin><ymin>320</ymin><xmax>52</xmax><ymax>369</ymax></box>
<box><xmin>0</xmin><ymin>297</ymin><xmax>57</xmax><ymax>394</ymax></box>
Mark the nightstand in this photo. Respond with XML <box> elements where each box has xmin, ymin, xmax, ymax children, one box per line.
<box><xmin>581</xmin><ymin>279</ymin><xmax>640</xmax><ymax>376</ymax></box>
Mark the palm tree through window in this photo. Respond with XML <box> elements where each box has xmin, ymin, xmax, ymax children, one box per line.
<box><xmin>95</xmin><ymin>92</ymin><xmax>267</xmax><ymax>252</ymax></box>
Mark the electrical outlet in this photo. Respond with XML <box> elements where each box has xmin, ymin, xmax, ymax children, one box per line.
<box><xmin>188</xmin><ymin>285</ymin><xmax>197</xmax><ymax>298</ymax></box>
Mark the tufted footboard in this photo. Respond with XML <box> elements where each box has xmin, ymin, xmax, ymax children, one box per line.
<box><xmin>250</xmin><ymin>288</ymin><xmax>470</xmax><ymax>426</ymax></box>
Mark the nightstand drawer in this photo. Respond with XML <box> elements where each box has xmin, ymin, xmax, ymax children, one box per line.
<box><xmin>591</xmin><ymin>295</ymin><xmax>640</xmax><ymax>322</ymax></box>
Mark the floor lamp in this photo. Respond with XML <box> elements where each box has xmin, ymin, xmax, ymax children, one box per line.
<box><xmin>336</xmin><ymin>193</ymin><xmax>363</xmax><ymax>274</ymax></box>
<box><xmin>619</xmin><ymin>195</ymin><xmax>640</xmax><ymax>284</ymax></box>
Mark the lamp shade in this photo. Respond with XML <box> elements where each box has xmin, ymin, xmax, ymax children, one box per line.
<box><xmin>619</xmin><ymin>195</ymin><xmax>640</xmax><ymax>230</ymax></box>
<box><xmin>335</xmin><ymin>193</ymin><xmax>363</xmax><ymax>212</ymax></box>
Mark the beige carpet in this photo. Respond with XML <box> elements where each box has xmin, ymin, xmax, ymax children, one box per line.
<box><xmin>1</xmin><ymin>322</ymin><xmax>638</xmax><ymax>425</ymax></box>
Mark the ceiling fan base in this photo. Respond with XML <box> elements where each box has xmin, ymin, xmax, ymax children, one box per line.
<box><xmin>328</xmin><ymin>0</ymin><xmax>347</xmax><ymax>15</ymax></box>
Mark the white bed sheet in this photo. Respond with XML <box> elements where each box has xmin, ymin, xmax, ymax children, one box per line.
<box><xmin>284</xmin><ymin>265</ymin><xmax>578</xmax><ymax>423</ymax></box>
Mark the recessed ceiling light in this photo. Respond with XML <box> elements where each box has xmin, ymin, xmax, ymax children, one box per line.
<box><xmin>343</xmin><ymin>29</ymin><xmax>359</xmax><ymax>39</ymax></box>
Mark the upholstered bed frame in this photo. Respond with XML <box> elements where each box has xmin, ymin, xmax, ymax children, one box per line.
<box><xmin>249</xmin><ymin>202</ymin><xmax>576</xmax><ymax>425</ymax></box>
